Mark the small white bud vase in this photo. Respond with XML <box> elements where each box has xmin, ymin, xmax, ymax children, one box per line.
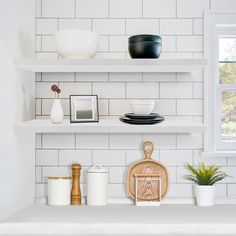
<box><xmin>50</xmin><ymin>98</ymin><xmax>64</xmax><ymax>124</ymax></box>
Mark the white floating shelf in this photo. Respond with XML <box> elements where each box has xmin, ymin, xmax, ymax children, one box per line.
<box><xmin>15</xmin><ymin>58</ymin><xmax>207</xmax><ymax>73</ymax></box>
<box><xmin>14</xmin><ymin>119</ymin><xmax>206</xmax><ymax>134</ymax></box>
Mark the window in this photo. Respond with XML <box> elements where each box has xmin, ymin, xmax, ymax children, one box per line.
<box><xmin>205</xmin><ymin>12</ymin><xmax>236</xmax><ymax>155</ymax></box>
<box><xmin>217</xmin><ymin>33</ymin><xmax>236</xmax><ymax>150</ymax></box>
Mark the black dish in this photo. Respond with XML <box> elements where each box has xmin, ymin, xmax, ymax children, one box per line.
<box><xmin>120</xmin><ymin>116</ymin><xmax>165</xmax><ymax>125</ymax></box>
<box><xmin>125</xmin><ymin>113</ymin><xmax>160</xmax><ymax>119</ymax></box>
<box><xmin>129</xmin><ymin>41</ymin><xmax>162</xmax><ymax>59</ymax></box>
<box><xmin>129</xmin><ymin>34</ymin><xmax>162</xmax><ymax>44</ymax></box>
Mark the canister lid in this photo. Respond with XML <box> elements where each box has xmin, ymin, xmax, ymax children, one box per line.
<box><xmin>87</xmin><ymin>164</ymin><xmax>108</xmax><ymax>173</ymax></box>
<box><xmin>48</xmin><ymin>176</ymin><xmax>71</xmax><ymax>180</ymax></box>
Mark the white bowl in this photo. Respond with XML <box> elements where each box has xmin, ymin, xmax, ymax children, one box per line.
<box><xmin>129</xmin><ymin>100</ymin><xmax>155</xmax><ymax>115</ymax></box>
<box><xmin>55</xmin><ymin>29</ymin><xmax>98</xmax><ymax>59</ymax></box>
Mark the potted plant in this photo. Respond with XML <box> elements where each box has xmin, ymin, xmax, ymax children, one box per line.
<box><xmin>184</xmin><ymin>163</ymin><xmax>228</xmax><ymax>207</ymax></box>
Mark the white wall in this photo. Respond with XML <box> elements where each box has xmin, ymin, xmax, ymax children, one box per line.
<box><xmin>35</xmin><ymin>0</ymin><xmax>236</xmax><ymax>201</ymax></box>
<box><xmin>0</xmin><ymin>0</ymin><xmax>35</xmax><ymax>221</ymax></box>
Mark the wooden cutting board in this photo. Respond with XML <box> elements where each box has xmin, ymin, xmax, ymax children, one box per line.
<box><xmin>127</xmin><ymin>141</ymin><xmax>169</xmax><ymax>201</ymax></box>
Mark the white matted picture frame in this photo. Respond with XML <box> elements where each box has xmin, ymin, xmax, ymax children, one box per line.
<box><xmin>69</xmin><ymin>95</ymin><xmax>99</xmax><ymax>123</ymax></box>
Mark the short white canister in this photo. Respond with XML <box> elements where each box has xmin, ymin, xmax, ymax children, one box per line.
<box><xmin>87</xmin><ymin>165</ymin><xmax>108</xmax><ymax>206</ymax></box>
<box><xmin>47</xmin><ymin>177</ymin><xmax>71</xmax><ymax>206</ymax></box>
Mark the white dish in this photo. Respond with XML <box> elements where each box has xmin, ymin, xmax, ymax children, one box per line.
<box><xmin>55</xmin><ymin>29</ymin><xmax>98</xmax><ymax>59</ymax></box>
<box><xmin>129</xmin><ymin>100</ymin><xmax>155</xmax><ymax>115</ymax></box>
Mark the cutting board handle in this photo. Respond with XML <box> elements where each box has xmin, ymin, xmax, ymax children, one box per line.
<box><xmin>143</xmin><ymin>141</ymin><xmax>154</xmax><ymax>160</ymax></box>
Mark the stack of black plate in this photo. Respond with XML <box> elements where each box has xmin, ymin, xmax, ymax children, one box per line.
<box><xmin>120</xmin><ymin>113</ymin><xmax>165</xmax><ymax>125</ymax></box>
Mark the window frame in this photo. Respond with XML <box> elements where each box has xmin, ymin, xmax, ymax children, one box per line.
<box><xmin>204</xmin><ymin>12</ymin><xmax>236</xmax><ymax>155</ymax></box>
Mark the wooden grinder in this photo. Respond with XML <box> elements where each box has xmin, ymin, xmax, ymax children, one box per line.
<box><xmin>71</xmin><ymin>163</ymin><xmax>81</xmax><ymax>205</ymax></box>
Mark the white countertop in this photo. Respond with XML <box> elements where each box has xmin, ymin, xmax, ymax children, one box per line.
<box><xmin>1</xmin><ymin>204</ymin><xmax>236</xmax><ymax>235</ymax></box>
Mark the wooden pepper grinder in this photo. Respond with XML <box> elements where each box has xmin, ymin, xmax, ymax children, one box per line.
<box><xmin>71</xmin><ymin>163</ymin><xmax>81</xmax><ymax>205</ymax></box>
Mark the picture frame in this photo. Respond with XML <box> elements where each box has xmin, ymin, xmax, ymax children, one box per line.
<box><xmin>69</xmin><ymin>95</ymin><xmax>99</xmax><ymax>123</ymax></box>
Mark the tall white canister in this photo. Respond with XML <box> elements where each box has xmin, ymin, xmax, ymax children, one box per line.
<box><xmin>87</xmin><ymin>165</ymin><xmax>108</xmax><ymax>206</ymax></box>
<box><xmin>47</xmin><ymin>176</ymin><xmax>71</xmax><ymax>206</ymax></box>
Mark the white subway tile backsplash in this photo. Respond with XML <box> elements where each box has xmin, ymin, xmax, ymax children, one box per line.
<box><xmin>36</xmin><ymin>99</ymin><xmax>41</xmax><ymax>116</ymax></box>
<box><xmin>176</xmin><ymin>167</ymin><xmax>189</xmax><ymax>183</ymax></box>
<box><xmin>36</xmin><ymin>19</ymin><xmax>57</xmax><ymax>35</ymax></box>
<box><xmin>154</xmin><ymin>99</ymin><xmax>176</xmax><ymax>116</ymax></box>
<box><xmin>143</xmin><ymin>73</ymin><xmax>176</xmax><ymax>82</ymax></box>
<box><xmin>126</xmin><ymin>83</ymin><xmax>159</xmax><ymax>99</ymax></box>
<box><xmin>193</xmin><ymin>82</ymin><xmax>203</xmax><ymax>99</ymax></box>
<box><xmin>36</xmin><ymin>150</ymin><xmax>58</xmax><ymax>166</ymax></box>
<box><xmin>76</xmin><ymin>0</ymin><xmax>108</xmax><ymax>18</ymax></box>
<box><xmin>36</xmin><ymin>167</ymin><xmax>42</xmax><ymax>183</ymax></box>
<box><xmin>42</xmin><ymin>36</ymin><xmax>57</xmax><ymax>52</ymax></box>
<box><xmin>177</xmin><ymin>36</ymin><xmax>203</xmax><ymax>52</ymax></box>
<box><xmin>228</xmin><ymin>184</ymin><xmax>236</xmax><ymax>197</ymax></box>
<box><xmin>177</xmin><ymin>0</ymin><xmax>209</xmax><ymax>17</ymax></box>
<box><xmin>76</xmin><ymin>134</ymin><xmax>109</xmax><ymax>149</ymax></box>
<box><xmin>143</xmin><ymin>134</ymin><xmax>176</xmax><ymax>150</ymax></box>
<box><xmin>98</xmin><ymin>99</ymin><xmax>109</xmax><ymax>116</ymax></box>
<box><xmin>167</xmin><ymin>167</ymin><xmax>177</xmax><ymax>183</ymax></box>
<box><xmin>167</xmin><ymin>184</ymin><xmax>193</xmax><ymax>198</ymax></box>
<box><xmin>93</xmin><ymin>150</ymin><xmax>126</xmax><ymax>166</ymax></box>
<box><xmin>211</xmin><ymin>0</ymin><xmax>236</xmax><ymax>12</ymax></box>
<box><xmin>36</xmin><ymin>36</ymin><xmax>41</xmax><ymax>51</ymax></box>
<box><xmin>110</xmin><ymin>134</ymin><xmax>142</xmax><ymax>150</ymax></box>
<box><xmin>59</xmin><ymin>19</ymin><xmax>91</xmax><ymax>31</ymax></box>
<box><xmin>76</xmin><ymin>73</ymin><xmax>108</xmax><ymax>82</ymax></box>
<box><xmin>42</xmin><ymin>73</ymin><xmax>75</xmax><ymax>82</ymax></box>
<box><xmin>109</xmin><ymin>167</ymin><xmax>126</xmax><ymax>184</ymax></box>
<box><xmin>93</xmin><ymin>83</ymin><xmax>125</xmax><ymax>98</ymax></box>
<box><xmin>160</xmin><ymin>150</ymin><xmax>193</xmax><ymax>166</ymax></box>
<box><xmin>59</xmin><ymin>150</ymin><xmax>92</xmax><ymax>166</ymax></box>
<box><xmin>160</xmin><ymin>82</ymin><xmax>193</xmax><ymax>99</ymax></box>
<box><xmin>109</xmin><ymin>73</ymin><xmax>142</xmax><ymax>82</ymax></box>
<box><xmin>193</xmin><ymin>150</ymin><xmax>227</xmax><ymax>166</ymax></box>
<box><xmin>216</xmin><ymin>184</ymin><xmax>227</xmax><ymax>198</ymax></box>
<box><xmin>221</xmin><ymin>167</ymin><xmax>236</xmax><ymax>184</ymax></box>
<box><xmin>109</xmin><ymin>36</ymin><xmax>128</xmax><ymax>52</ymax></box>
<box><xmin>162</xmin><ymin>36</ymin><xmax>176</xmax><ymax>52</ymax></box>
<box><xmin>42</xmin><ymin>0</ymin><xmax>75</xmax><ymax>18</ymax></box>
<box><xmin>108</xmin><ymin>184</ymin><xmax>126</xmax><ymax>197</ymax></box>
<box><xmin>109</xmin><ymin>99</ymin><xmax>130</xmax><ymax>116</ymax></box>
<box><xmin>42</xmin><ymin>133</ymin><xmax>75</xmax><ymax>149</ymax></box>
<box><xmin>177</xmin><ymin>134</ymin><xmax>203</xmax><ymax>150</ymax></box>
<box><xmin>110</xmin><ymin>0</ymin><xmax>142</xmax><ymax>18</ymax></box>
<box><xmin>160</xmin><ymin>19</ymin><xmax>192</xmax><ymax>35</ymax></box>
<box><xmin>177</xmin><ymin>100</ymin><xmax>203</xmax><ymax>116</ymax></box>
<box><xmin>126</xmin><ymin>19</ymin><xmax>159</xmax><ymax>35</ymax></box>
<box><xmin>93</xmin><ymin>19</ymin><xmax>125</xmax><ymax>35</ymax></box>
<box><xmin>143</xmin><ymin>0</ymin><xmax>176</xmax><ymax>18</ymax></box>
<box><xmin>126</xmin><ymin>150</ymin><xmax>159</xmax><ymax>164</ymax></box>
<box><xmin>35</xmin><ymin>0</ymin><xmax>236</xmax><ymax>201</ymax></box>
<box><xmin>59</xmin><ymin>82</ymin><xmax>91</xmax><ymax>98</ymax></box>
<box><xmin>194</xmin><ymin>19</ymin><xmax>203</xmax><ymax>35</ymax></box>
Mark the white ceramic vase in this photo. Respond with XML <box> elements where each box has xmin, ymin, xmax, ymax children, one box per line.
<box><xmin>195</xmin><ymin>185</ymin><xmax>215</xmax><ymax>207</ymax></box>
<box><xmin>50</xmin><ymin>99</ymin><xmax>64</xmax><ymax>124</ymax></box>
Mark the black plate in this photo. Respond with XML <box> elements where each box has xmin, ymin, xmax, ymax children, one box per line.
<box><xmin>125</xmin><ymin>113</ymin><xmax>160</xmax><ymax>119</ymax></box>
<box><xmin>120</xmin><ymin>116</ymin><xmax>165</xmax><ymax>125</ymax></box>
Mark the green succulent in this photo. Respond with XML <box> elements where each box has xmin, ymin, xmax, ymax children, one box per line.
<box><xmin>184</xmin><ymin>162</ymin><xmax>229</xmax><ymax>185</ymax></box>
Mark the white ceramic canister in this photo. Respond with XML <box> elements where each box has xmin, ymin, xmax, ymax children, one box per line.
<box><xmin>87</xmin><ymin>165</ymin><xmax>108</xmax><ymax>206</ymax></box>
<box><xmin>47</xmin><ymin>177</ymin><xmax>71</xmax><ymax>206</ymax></box>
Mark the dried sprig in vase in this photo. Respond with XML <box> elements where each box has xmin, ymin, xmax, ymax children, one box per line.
<box><xmin>50</xmin><ymin>84</ymin><xmax>64</xmax><ymax>124</ymax></box>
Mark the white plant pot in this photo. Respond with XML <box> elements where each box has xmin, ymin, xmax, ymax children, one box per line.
<box><xmin>50</xmin><ymin>99</ymin><xmax>64</xmax><ymax>124</ymax></box>
<box><xmin>195</xmin><ymin>185</ymin><xmax>216</xmax><ymax>207</ymax></box>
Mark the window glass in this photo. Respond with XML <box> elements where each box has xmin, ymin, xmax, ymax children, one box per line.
<box><xmin>221</xmin><ymin>91</ymin><xmax>236</xmax><ymax>141</ymax></box>
<box><xmin>219</xmin><ymin>38</ymin><xmax>236</xmax><ymax>62</ymax></box>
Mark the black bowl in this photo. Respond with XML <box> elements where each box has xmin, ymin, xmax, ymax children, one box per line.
<box><xmin>129</xmin><ymin>41</ymin><xmax>162</xmax><ymax>59</ymax></box>
<box><xmin>129</xmin><ymin>34</ymin><xmax>162</xmax><ymax>44</ymax></box>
